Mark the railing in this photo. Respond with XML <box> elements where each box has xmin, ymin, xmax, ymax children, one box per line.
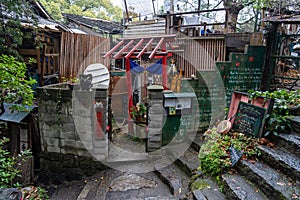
<box><xmin>166</xmin><ymin>8</ymin><xmax>229</xmax><ymax>36</ymax></box>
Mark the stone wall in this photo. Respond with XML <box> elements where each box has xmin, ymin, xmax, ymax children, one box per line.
<box><xmin>37</xmin><ymin>83</ymin><xmax>108</xmax><ymax>182</ymax></box>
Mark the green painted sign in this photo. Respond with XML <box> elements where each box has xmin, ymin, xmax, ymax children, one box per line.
<box><xmin>181</xmin><ymin>45</ymin><xmax>266</xmax><ymax>128</ymax></box>
<box><xmin>217</xmin><ymin>45</ymin><xmax>266</xmax><ymax>106</ymax></box>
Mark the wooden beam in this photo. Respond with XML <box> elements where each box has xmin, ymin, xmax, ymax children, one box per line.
<box><xmin>44</xmin><ymin>53</ymin><xmax>59</xmax><ymax>56</ymax></box>
<box><xmin>113</xmin><ymin>40</ymin><xmax>134</xmax><ymax>59</ymax></box>
<box><xmin>168</xmin><ymin>8</ymin><xmax>228</xmax><ymax>16</ymax></box>
<box><xmin>103</xmin><ymin>40</ymin><xmax>124</xmax><ymax>58</ymax></box>
<box><xmin>119</xmin><ymin>34</ymin><xmax>176</xmax><ymax>42</ymax></box>
<box><xmin>125</xmin><ymin>39</ymin><xmax>144</xmax><ymax>59</ymax></box>
<box><xmin>137</xmin><ymin>38</ymin><xmax>153</xmax><ymax>58</ymax></box>
<box><xmin>19</xmin><ymin>49</ymin><xmax>39</xmax><ymax>56</ymax></box>
<box><xmin>149</xmin><ymin>37</ymin><xmax>164</xmax><ymax>59</ymax></box>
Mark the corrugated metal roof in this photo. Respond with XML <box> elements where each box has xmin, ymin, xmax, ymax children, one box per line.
<box><xmin>0</xmin><ymin>103</ymin><xmax>36</xmax><ymax>123</ymax></box>
<box><xmin>63</xmin><ymin>13</ymin><xmax>123</xmax><ymax>34</ymax></box>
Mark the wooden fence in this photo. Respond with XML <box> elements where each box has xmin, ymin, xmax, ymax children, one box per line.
<box><xmin>173</xmin><ymin>36</ymin><xmax>226</xmax><ymax>77</ymax></box>
<box><xmin>59</xmin><ymin>32</ymin><xmax>111</xmax><ymax>78</ymax></box>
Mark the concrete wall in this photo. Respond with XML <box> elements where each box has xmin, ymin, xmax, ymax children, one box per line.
<box><xmin>37</xmin><ymin>83</ymin><xmax>108</xmax><ymax>182</ymax></box>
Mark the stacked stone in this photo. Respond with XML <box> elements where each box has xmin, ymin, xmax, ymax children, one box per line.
<box><xmin>37</xmin><ymin>84</ymin><xmax>108</xmax><ymax>181</ymax></box>
<box><xmin>147</xmin><ymin>85</ymin><xmax>164</xmax><ymax>152</ymax></box>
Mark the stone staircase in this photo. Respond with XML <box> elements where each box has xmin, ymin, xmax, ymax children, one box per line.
<box><xmin>221</xmin><ymin>116</ymin><xmax>300</xmax><ymax>200</ymax></box>
<box><xmin>156</xmin><ymin>116</ymin><xmax>300</xmax><ymax>200</ymax></box>
<box><xmin>46</xmin><ymin>116</ymin><xmax>300</xmax><ymax>200</ymax></box>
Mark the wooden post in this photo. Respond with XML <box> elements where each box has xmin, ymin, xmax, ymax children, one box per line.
<box><xmin>162</xmin><ymin>42</ymin><xmax>167</xmax><ymax>89</ymax></box>
<box><xmin>261</xmin><ymin>8</ymin><xmax>265</xmax><ymax>30</ymax></box>
<box><xmin>260</xmin><ymin>23</ymin><xmax>278</xmax><ymax>91</ymax></box>
<box><xmin>124</xmin><ymin>0</ymin><xmax>130</xmax><ymax>23</ymax></box>
<box><xmin>126</xmin><ymin>58</ymin><xmax>133</xmax><ymax>133</ymax></box>
<box><xmin>166</xmin><ymin>12</ymin><xmax>170</xmax><ymax>34</ymax></box>
<box><xmin>170</xmin><ymin>0</ymin><xmax>174</xmax><ymax>34</ymax></box>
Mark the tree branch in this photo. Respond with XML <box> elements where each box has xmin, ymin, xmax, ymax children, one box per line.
<box><xmin>213</xmin><ymin>0</ymin><xmax>223</xmax><ymax>9</ymax></box>
<box><xmin>237</xmin><ymin>16</ymin><xmax>255</xmax><ymax>25</ymax></box>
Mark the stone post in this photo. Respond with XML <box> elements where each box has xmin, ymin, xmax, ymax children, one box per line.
<box><xmin>147</xmin><ymin>85</ymin><xmax>164</xmax><ymax>152</ymax></box>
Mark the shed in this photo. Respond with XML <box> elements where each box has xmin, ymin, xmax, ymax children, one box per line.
<box><xmin>0</xmin><ymin>103</ymin><xmax>40</xmax><ymax>185</ymax></box>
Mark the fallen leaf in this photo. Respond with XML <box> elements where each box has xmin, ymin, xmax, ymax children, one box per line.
<box><xmin>276</xmin><ymin>181</ymin><xmax>286</xmax><ymax>186</ymax></box>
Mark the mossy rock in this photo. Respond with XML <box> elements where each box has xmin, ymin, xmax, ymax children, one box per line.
<box><xmin>191</xmin><ymin>179</ymin><xmax>210</xmax><ymax>191</ymax></box>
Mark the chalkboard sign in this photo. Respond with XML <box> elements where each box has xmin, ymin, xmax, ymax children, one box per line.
<box><xmin>229</xmin><ymin>145</ymin><xmax>243</xmax><ymax>167</ymax></box>
<box><xmin>233</xmin><ymin>101</ymin><xmax>266</xmax><ymax>137</ymax></box>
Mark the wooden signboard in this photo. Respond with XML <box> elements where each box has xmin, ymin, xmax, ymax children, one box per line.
<box><xmin>233</xmin><ymin>101</ymin><xmax>267</xmax><ymax>137</ymax></box>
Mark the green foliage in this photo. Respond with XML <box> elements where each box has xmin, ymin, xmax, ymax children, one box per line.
<box><xmin>0</xmin><ymin>0</ymin><xmax>37</xmax><ymax>58</ymax></box>
<box><xmin>198</xmin><ymin>128</ymin><xmax>261</xmax><ymax>177</ymax></box>
<box><xmin>248</xmin><ymin>89</ymin><xmax>300</xmax><ymax>136</ymax></box>
<box><xmin>0</xmin><ymin>137</ymin><xmax>31</xmax><ymax>188</ymax></box>
<box><xmin>0</xmin><ymin>55</ymin><xmax>36</xmax><ymax>108</ymax></box>
<box><xmin>38</xmin><ymin>0</ymin><xmax>123</xmax><ymax>22</ymax></box>
<box><xmin>130</xmin><ymin>103</ymin><xmax>147</xmax><ymax>120</ymax></box>
<box><xmin>22</xmin><ymin>186</ymin><xmax>49</xmax><ymax>200</ymax></box>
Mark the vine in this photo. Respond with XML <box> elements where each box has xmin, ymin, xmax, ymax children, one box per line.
<box><xmin>248</xmin><ymin>89</ymin><xmax>300</xmax><ymax>137</ymax></box>
<box><xmin>198</xmin><ymin>128</ymin><xmax>261</xmax><ymax>180</ymax></box>
<box><xmin>55</xmin><ymin>89</ymin><xmax>63</xmax><ymax>128</ymax></box>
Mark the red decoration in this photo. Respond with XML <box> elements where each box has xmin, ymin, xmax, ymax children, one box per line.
<box><xmin>249</xmin><ymin>56</ymin><xmax>254</xmax><ymax>62</ymax></box>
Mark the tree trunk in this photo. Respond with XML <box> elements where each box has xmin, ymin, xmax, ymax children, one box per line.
<box><xmin>224</xmin><ymin>0</ymin><xmax>244</xmax><ymax>32</ymax></box>
<box><xmin>227</xmin><ymin>9</ymin><xmax>239</xmax><ymax>32</ymax></box>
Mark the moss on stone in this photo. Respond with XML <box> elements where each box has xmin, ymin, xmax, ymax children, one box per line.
<box><xmin>191</xmin><ymin>179</ymin><xmax>210</xmax><ymax>191</ymax></box>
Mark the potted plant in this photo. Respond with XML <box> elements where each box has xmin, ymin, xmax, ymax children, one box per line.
<box><xmin>130</xmin><ymin>103</ymin><xmax>147</xmax><ymax>123</ymax></box>
<box><xmin>61</xmin><ymin>76</ymin><xmax>79</xmax><ymax>90</ymax></box>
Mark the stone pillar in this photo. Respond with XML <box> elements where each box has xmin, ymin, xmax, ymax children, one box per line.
<box><xmin>147</xmin><ymin>85</ymin><xmax>164</xmax><ymax>152</ymax></box>
<box><xmin>93</xmin><ymin>86</ymin><xmax>109</xmax><ymax>160</ymax></box>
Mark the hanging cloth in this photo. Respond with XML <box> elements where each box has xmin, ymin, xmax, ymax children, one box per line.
<box><xmin>146</xmin><ymin>59</ymin><xmax>162</xmax><ymax>74</ymax></box>
<box><xmin>130</xmin><ymin>59</ymin><xmax>144</xmax><ymax>74</ymax></box>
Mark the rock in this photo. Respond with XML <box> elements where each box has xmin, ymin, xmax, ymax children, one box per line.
<box><xmin>109</xmin><ymin>173</ymin><xmax>157</xmax><ymax>192</ymax></box>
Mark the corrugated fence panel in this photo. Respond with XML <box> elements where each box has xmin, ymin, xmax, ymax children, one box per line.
<box><xmin>59</xmin><ymin>32</ymin><xmax>110</xmax><ymax>78</ymax></box>
<box><xmin>173</xmin><ymin>37</ymin><xmax>226</xmax><ymax>77</ymax></box>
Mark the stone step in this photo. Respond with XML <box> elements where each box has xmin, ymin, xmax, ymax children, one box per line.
<box><xmin>78</xmin><ymin>169</ymin><xmax>118</xmax><ymax>200</ymax></box>
<box><xmin>49</xmin><ymin>180</ymin><xmax>85</xmax><ymax>200</ymax></box>
<box><xmin>237</xmin><ymin>159</ymin><xmax>300</xmax><ymax>200</ymax></box>
<box><xmin>222</xmin><ymin>173</ymin><xmax>269</xmax><ymax>200</ymax></box>
<box><xmin>290</xmin><ymin>116</ymin><xmax>300</xmax><ymax>134</ymax></box>
<box><xmin>276</xmin><ymin>133</ymin><xmax>300</xmax><ymax>157</ymax></box>
<box><xmin>191</xmin><ymin>176</ymin><xmax>225</xmax><ymax>200</ymax></box>
<box><xmin>155</xmin><ymin>163</ymin><xmax>190</xmax><ymax>198</ymax></box>
<box><xmin>105</xmin><ymin>172</ymin><xmax>168</xmax><ymax>199</ymax></box>
<box><xmin>258</xmin><ymin>145</ymin><xmax>300</xmax><ymax>182</ymax></box>
<box><xmin>191</xmin><ymin>133</ymin><xmax>205</xmax><ymax>152</ymax></box>
<box><xmin>175</xmin><ymin>147</ymin><xmax>200</xmax><ymax>177</ymax></box>
<box><xmin>77</xmin><ymin>178</ymin><xmax>100</xmax><ymax>200</ymax></box>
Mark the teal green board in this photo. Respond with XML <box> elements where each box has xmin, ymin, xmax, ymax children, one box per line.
<box><xmin>216</xmin><ymin>45</ymin><xmax>266</xmax><ymax>106</ymax></box>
